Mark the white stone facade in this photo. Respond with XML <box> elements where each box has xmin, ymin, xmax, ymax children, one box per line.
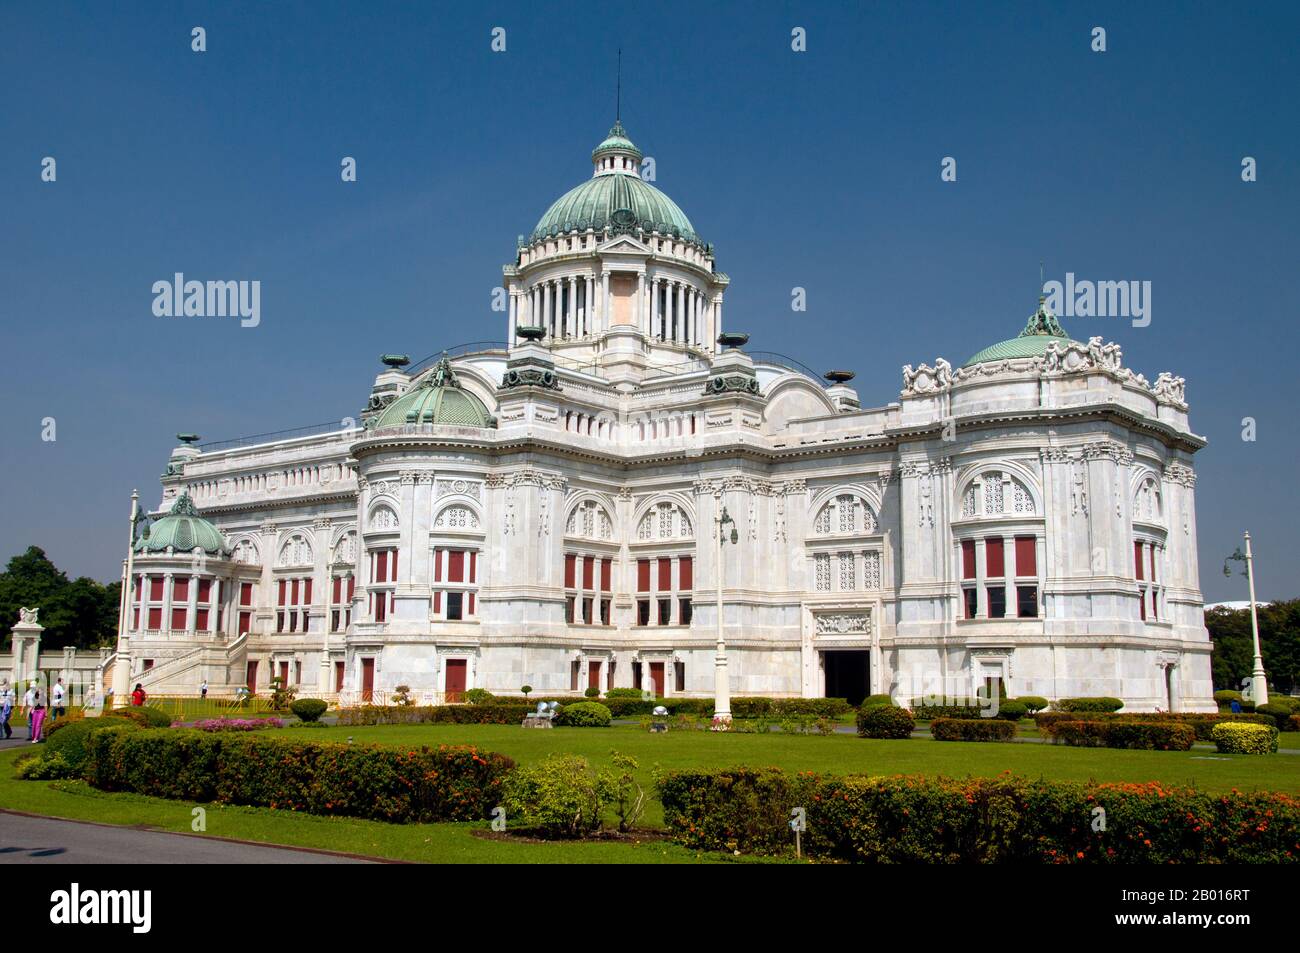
<box><xmin>115</xmin><ymin>126</ymin><xmax>1213</xmax><ymax>712</ymax></box>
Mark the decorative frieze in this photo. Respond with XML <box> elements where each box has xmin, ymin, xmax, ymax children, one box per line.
<box><xmin>814</xmin><ymin>612</ymin><xmax>871</xmax><ymax>636</ymax></box>
<box><xmin>900</xmin><ymin>358</ymin><xmax>952</xmax><ymax>396</ymax></box>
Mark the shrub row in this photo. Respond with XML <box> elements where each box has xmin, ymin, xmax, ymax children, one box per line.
<box><xmin>856</xmin><ymin>705</ymin><xmax>915</xmax><ymax>738</ymax></box>
<box><xmin>1212</xmin><ymin>723</ymin><xmax>1279</xmax><ymax>755</ymax></box>
<box><xmin>930</xmin><ymin>717</ymin><xmax>1017</xmax><ymax>742</ymax></box>
<box><xmin>490</xmin><ymin>695</ymin><xmax>851</xmax><ymax>719</ymax></box>
<box><xmin>657</xmin><ymin>767</ymin><xmax>1300</xmax><ymax>862</ymax></box>
<box><xmin>84</xmin><ymin>728</ymin><xmax>513</xmax><ymax>823</ymax></box>
<box><xmin>1051</xmin><ymin>697</ymin><xmax>1125</xmax><ymax>713</ymax></box>
<box><xmin>1040</xmin><ymin>720</ymin><xmax>1196</xmax><ymax>751</ymax></box>
<box><xmin>1033</xmin><ymin>711</ymin><xmax>1277</xmax><ymax>739</ymax></box>
<box><xmin>910</xmin><ymin>700</ymin><xmax>1027</xmax><ymax>722</ymax></box>
<box><xmin>337</xmin><ymin>704</ymin><xmax>534</xmax><ymax>726</ymax></box>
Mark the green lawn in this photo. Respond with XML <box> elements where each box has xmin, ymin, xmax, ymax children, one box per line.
<box><xmin>6</xmin><ymin>721</ymin><xmax>1298</xmax><ymax>863</ymax></box>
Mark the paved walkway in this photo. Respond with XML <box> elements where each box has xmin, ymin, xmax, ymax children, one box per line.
<box><xmin>0</xmin><ymin>813</ymin><xmax>377</xmax><ymax>864</ymax></box>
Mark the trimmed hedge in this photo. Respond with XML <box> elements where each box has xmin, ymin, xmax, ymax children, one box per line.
<box><xmin>1258</xmin><ymin>702</ymin><xmax>1299</xmax><ymax>729</ymax></box>
<box><xmin>84</xmin><ymin>729</ymin><xmax>513</xmax><ymax>823</ymax></box>
<box><xmin>930</xmin><ymin>717</ymin><xmax>1016</xmax><ymax>742</ymax></box>
<box><xmin>657</xmin><ymin>767</ymin><xmax>1300</xmax><ymax>862</ymax></box>
<box><xmin>117</xmin><ymin>705</ymin><xmax>174</xmax><ymax>728</ymax></box>
<box><xmin>1033</xmin><ymin>711</ymin><xmax>1277</xmax><ymax>740</ymax></box>
<box><xmin>554</xmin><ymin>702</ymin><xmax>612</xmax><ymax>727</ymax></box>
<box><xmin>1212</xmin><ymin>723</ymin><xmax>1279</xmax><ymax>755</ymax></box>
<box><xmin>911</xmin><ymin>701</ymin><xmax>1026</xmax><ymax>722</ymax></box>
<box><xmin>42</xmin><ymin>718</ymin><xmax>140</xmax><ymax>772</ymax></box>
<box><xmin>337</xmin><ymin>704</ymin><xmax>534</xmax><ymax>726</ymax></box>
<box><xmin>1053</xmin><ymin>697</ymin><xmax>1124</xmax><ymax>713</ymax></box>
<box><xmin>856</xmin><ymin>704</ymin><xmax>915</xmax><ymax>739</ymax></box>
<box><xmin>1041</xmin><ymin>720</ymin><xmax>1195</xmax><ymax>751</ymax></box>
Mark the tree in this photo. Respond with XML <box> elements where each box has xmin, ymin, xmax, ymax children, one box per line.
<box><xmin>0</xmin><ymin>547</ymin><xmax>120</xmax><ymax>651</ymax></box>
<box><xmin>1207</xmin><ymin>600</ymin><xmax>1300</xmax><ymax>695</ymax></box>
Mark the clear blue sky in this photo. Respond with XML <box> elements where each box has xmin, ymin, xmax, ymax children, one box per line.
<box><xmin>1</xmin><ymin>1</ymin><xmax>1296</xmax><ymax>602</ymax></box>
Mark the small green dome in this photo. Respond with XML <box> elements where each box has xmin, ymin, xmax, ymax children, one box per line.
<box><xmin>374</xmin><ymin>357</ymin><xmax>494</xmax><ymax>429</ymax></box>
<box><xmin>531</xmin><ymin>123</ymin><xmax>700</xmax><ymax>244</ymax></box>
<box><xmin>135</xmin><ymin>493</ymin><xmax>228</xmax><ymax>555</ymax></box>
<box><xmin>962</xmin><ymin>297</ymin><xmax>1079</xmax><ymax>368</ymax></box>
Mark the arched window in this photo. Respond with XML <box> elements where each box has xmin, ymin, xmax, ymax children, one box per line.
<box><xmin>1134</xmin><ymin>475</ymin><xmax>1162</xmax><ymax>523</ymax></box>
<box><xmin>812</xmin><ymin>493</ymin><xmax>877</xmax><ymax>535</ymax></box>
<box><xmin>637</xmin><ymin>502</ymin><xmax>693</xmax><ymax>540</ymax></box>
<box><xmin>277</xmin><ymin>534</ymin><xmax>313</xmax><ymax>568</ymax></box>
<box><xmin>435</xmin><ymin>505</ymin><xmax>480</xmax><ymax>530</ymax></box>
<box><xmin>566</xmin><ymin>500</ymin><xmax>613</xmax><ymax>540</ymax></box>
<box><xmin>369</xmin><ymin>504</ymin><xmax>399</xmax><ymax>531</ymax></box>
<box><xmin>232</xmin><ymin>538</ymin><xmax>260</xmax><ymax>565</ymax></box>
<box><xmin>960</xmin><ymin>471</ymin><xmax>1036</xmax><ymax>518</ymax></box>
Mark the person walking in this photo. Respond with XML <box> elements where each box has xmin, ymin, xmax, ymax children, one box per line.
<box><xmin>131</xmin><ymin>683</ymin><xmax>146</xmax><ymax>706</ymax></box>
<box><xmin>22</xmin><ymin>683</ymin><xmax>37</xmax><ymax>739</ymax></box>
<box><xmin>200</xmin><ymin>679</ymin><xmax>208</xmax><ymax>701</ymax></box>
<box><xmin>28</xmin><ymin>686</ymin><xmax>46</xmax><ymax>743</ymax></box>
<box><xmin>0</xmin><ymin>681</ymin><xmax>14</xmax><ymax>739</ymax></box>
<box><xmin>51</xmin><ymin>677</ymin><xmax>66</xmax><ymax>722</ymax></box>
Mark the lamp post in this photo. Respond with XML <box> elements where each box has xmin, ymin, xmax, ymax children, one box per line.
<box><xmin>1224</xmin><ymin>531</ymin><xmax>1268</xmax><ymax>706</ymax></box>
<box><xmin>713</xmin><ymin>500</ymin><xmax>739</xmax><ymax>729</ymax></box>
<box><xmin>111</xmin><ymin>490</ymin><xmax>142</xmax><ymax>708</ymax></box>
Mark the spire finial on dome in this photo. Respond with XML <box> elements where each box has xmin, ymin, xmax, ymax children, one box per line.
<box><xmin>616</xmin><ymin>47</ymin><xmax>621</xmax><ymax>122</ymax></box>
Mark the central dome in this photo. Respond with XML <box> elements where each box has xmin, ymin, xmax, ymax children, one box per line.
<box><xmin>374</xmin><ymin>357</ymin><xmax>494</xmax><ymax>429</ymax></box>
<box><xmin>530</xmin><ymin>122</ymin><xmax>701</xmax><ymax>245</ymax></box>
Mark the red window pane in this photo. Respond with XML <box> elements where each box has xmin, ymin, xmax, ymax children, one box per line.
<box><xmin>961</xmin><ymin>541</ymin><xmax>976</xmax><ymax>579</ymax></box>
<box><xmin>1134</xmin><ymin>540</ymin><xmax>1144</xmax><ymax>580</ymax></box>
<box><xmin>985</xmin><ymin>538</ymin><xmax>1004</xmax><ymax>578</ymax></box>
<box><xmin>468</xmin><ymin>592</ymin><xmax>475</xmax><ymax>615</ymax></box>
<box><xmin>582</xmin><ymin>556</ymin><xmax>594</xmax><ymax>589</ymax></box>
<box><xmin>148</xmin><ymin>607</ymin><xmax>162</xmax><ymax>629</ymax></box>
<box><xmin>291</xmin><ymin>579</ymin><xmax>300</xmax><ymax>606</ymax></box>
<box><xmin>347</xmin><ymin>576</ymin><xmax>355</xmax><ymax>600</ymax></box>
<box><xmin>376</xmin><ymin>551</ymin><xmax>388</xmax><ymax>583</ymax></box>
<box><xmin>679</xmin><ymin>556</ymin><xmax>693</xmax><ymax>590</ymax></box>
<box><xmin>171</xmin><ymin>607</ymin><xmax>187</xmax><ymax>630</ymax></box>
<box><xmin>239</xmin><ymin>611</ymin><xmax>251</xmax><ymax>634</ymax></box>
<box><xmin>149</xmin><ymin>577</ymin><xmax>164</xmax><ymax>601</ymax></box>
<box><xmin>469</xmin><ymin>551</ymin><xmax>477</xmax><ymax>583</ymax></box>
<box><xmin>303</xmin><ymin>578</ymin><xmax>312</xmax><ymax>604</ymax></box>
<box><xmin>278</xmin><ymin>579</ymin><xmax>286</xmax><ymax>606</ymax></box>
<box><xmin>449</xmin><ymin>550</ymin><xmax>465</xmax><ymax>583</ymax></box>
<box><xmin>601</xmin><ymin>558</ymin><xmax>612</xmax><ymax>592</ymax></box>
<box><xmin>391</xmin><ymin>549</ymin><xmax>397</xmax><ymax>581</ymax></box>
<box><xmin>434</xmin><ymin>548</ymin><xmax>442</xmax><ymax>582</ymax></box>
<box><xmin>1148</xmin><ymin>544</ymin><xmax>1156</xmax><ymax>582</ymax></box>
<box><xmin>197</xmin><ymin>579</ymin><xmax>211</xmax><ymax>602</ymax></box>
<box><xmin>240</xmin><ymin>582</ymin><xmax>253</xmax><ymax>606</ymax></box>
<box><xmin>433</xmin><ymin>591</ymin><xmax>441</xmax><ymax>614</ymax></box>
<box><xmin>565</xmin><ymin>553</ymin><xmax>576</xmax><ymax>588</ymax></box>
<box><xmin>658</xmin><ymin>558</ymin><xmax>671</xmax><ymax>591</ymax></box>
<box><xmin>332</xmin><ymin>576</ymin><xmax>342</xmax><ymax>603</ymax></box>
<box><xmin>1015</xmin><ymin>537</ymin><xmax>1037</xmax><ymax>576</ymax></box>
<box><xmin>637</xmin><ymin>559</ymin><xmax>650</xmax><ymax>592</ymax></box>
<box><xmin>196</xmin><ymin>608</ymin><xmax>209</xmax><ymax>630</ymax></box>
<box><xmin>132</xmin><ymin>607</ymin><xmax>139</xmax><ymax>628</ymax></box>
<box><xmin>173</xmin><ymin>577</ymin><xmax>188</xmax><ymax>602</ymax></box>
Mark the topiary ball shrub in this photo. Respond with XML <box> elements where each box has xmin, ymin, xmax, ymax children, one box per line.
<box><xmin>856</xmin><ymin>704</ymin><xmax>915</xmax><ymax>739</ymax></box>
<box><xmin>43</xmin><ymin>717</ymin><xmax>140</xmax><ymax>774</ymax></box>
<box><xmin>290</xmin><ymin>698</ymin><xmax>329</xmax><ymax>723</ymax></box>
<box><xmin>992</xmin><ymin>700</ymin><xmax>1028</xmax><ymax>721</ymax></box>
<box><xmin>1212</xmin><ymin>722</ymin><xmax>1279</xmax><ymax>754</ymax></box>
<box><xmin>583</xmin><ymin>686</ymin><xmax>601</xmax><ymax>698</ymax></box>
<box><xmin>117</xmin><ymin>706</ymin><xmax>173</xmax><ymax>729</ymax></box>
<box><xmin>555</xmin><ymin>701</ymin><xmax>612</xmax><ymax>727</ymax></box>
<box><xmin>1018</xmin><ymin>696</ymin><xmax>1049</xmax><ymax>714</ymax></box>
<box><xmin>860</xmin><ymin>694</ymin><xmax>894</xmax><ymax>708</ymax></box>
<box><xmin>1214</xmin><ymin>689</ymin><xmax>1244</xmax><ymax>708</ymax></box>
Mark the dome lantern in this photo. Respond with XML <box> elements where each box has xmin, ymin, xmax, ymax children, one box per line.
<box><xmin>591</xmin><ymin>120</ymin><xmax>644</xmax><ymax>177</ymax></box>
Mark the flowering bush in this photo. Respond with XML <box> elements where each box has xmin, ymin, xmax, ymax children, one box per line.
<box><xmin>1034</xmin><ymin>711</ymin><xmax>1275</xmax><ymax>739</ymax></box>
<box><xmin>84</xmin><ymin>729</ymin><xmax>513</xmax><ymax>823</ymax></box>
<box><xmin>658</xmin><ymin>767</ymin><xmax>1300</xmax><ymax>862</ymax></box>
<box><xmin>1212</xmin><ymin>722</ymin><xmax>1279</xmax><ymax>754</ymax></box>
<box><xmin>192</xmin><ymin>718</ymin><xmax>284</xmax><ymax>732</ymax></box>
<box><xmin>1041</xmin><ymin>720</ymin><xmax>1195</xmax><ymax>750</ymax></box>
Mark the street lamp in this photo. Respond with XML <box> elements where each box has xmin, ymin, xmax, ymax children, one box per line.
<box><xmin>1224</xmin><ymin>531</ymin><xmax>1268</xmax><ymax>706</ymax></box>
<box><xmin>713</xmin><ymin>502</ymin><xmax>739</xmax><ymax>729</ymax></box>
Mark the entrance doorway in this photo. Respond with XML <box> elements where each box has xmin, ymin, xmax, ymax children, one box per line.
<box><xmin>823</xmin><ymin>651</ymin><xmax>870</xmax><ymax>706</ymax></box>
<box><xmin>445</xmin><ymin>658</ymin><xmax>467</xmax><ymax>702</ymax></box>
<box><xmin>334</xmin><ymin>661</ymin><xmax>345</xmax><ymax>693</ymax></box>
<box><xmin>648</xmin><ymin>662</ymin><xmax>665</xmax><ymax>697</ymax></box>
<box><xmin>361</xmin><ymin>658</ymin><xmax>375</xmax><ymax>702</ymax></box>
<box><xmin>246</xmin><ymin>660</ymin><xmax>258</xmax><ymax>692</ymax></box>
<box><xmin>588</xmin><ymin>659</ymin><xmax>602</xmax><ymax>692</ymax></box>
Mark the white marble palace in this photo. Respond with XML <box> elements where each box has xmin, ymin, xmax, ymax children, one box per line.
<box><xmin>110</xmin><ymin>121</ymin><xmax>1213</xmax><ymax>711</ymax></box>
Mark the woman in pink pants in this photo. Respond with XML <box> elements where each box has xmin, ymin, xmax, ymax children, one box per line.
<box><xmin>29</xmin><ymin>688</ymin><xmax>46</xmax><ymax>743</ymax></box>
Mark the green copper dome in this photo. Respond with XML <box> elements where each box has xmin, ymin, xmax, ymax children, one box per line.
<box><xmin>531</xmin><ymin>123</ymin><xmax>701</xmax><ymax>244</ymax></box>
<box><xmin>374</xmin><ymin>357</ymin><xmax>495</xmax><ymax>429</ymax></box>
<box><xmin>135</xmin><ymin>492</ymin><xmax>229</xmax><ymax>555</ymax></box>
<box><xmin>962</xmin><ymin>297</ymin><xmax>1079</xmax><ymax>367</ymax></box>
